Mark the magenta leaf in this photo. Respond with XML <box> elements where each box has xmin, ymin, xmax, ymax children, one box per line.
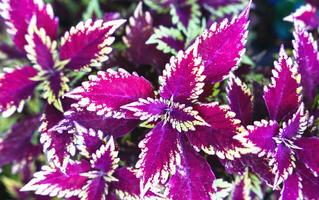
<box><xmin>244</xmin><ymin>120</ymin><xmax>279</xmax><ymax>157</ymax></box>
<box><xmin>226</xmin><ymin>74</ymin><xmax>253</xmax><ymax>126</ymax></box>
<box><xmin>73</xmin><ymin>123</ymin><xmax>104</xmax><ymax>158</ymax></box>
<box><xmin>284</xmin><ymin>4</ymin><xmax>319</xmax><ymax>30</ymax></box>
<box><xmin>89</xmin><ymin>137</ymin><xmax>119</xmax><ymax>177</ymax></box>
<box><xmin>80</xmin><ymin>176</ymin><xmax>108</xmax><ymax>200</ymax></box>
<box><xmin>0</xmin><ymin>0</ymin><xmax>58</xmax><ymax>52</ymax></box>
<box><xmin>295</xmin><ymin>137</ymin><xmax>319</xmax><ymax>177</ymax></box>
<box><xmin>271</xmin><ymin>144</ymin><xmax>296</xmax><ymax>187</ymax></box>
<box><xmin>21</xmin><ymin>160</ymin><xmax>90</xmax><ymax>198</ymax></box>
<box><xmin>136</xmin><ymin>121</ymin><xmax>182</xmax><ymax>193</ymax></box>
<box><xmin>65</xmin><ymin>68</ymin><xmax>154</xmax><ymax>119</ymax></box>
<box><xmin>123</xmin><ymin>2</ymin><xmax>169</xmax><ymax>68</ymax></box>
<box><xmin>196</xmin><ymin>1</ymin><xmax>250</xmax><ymax>84</ymax></box>
<box><xmin>40</xmin><ymin>105</ymin><xmax>76</xmax><ymax>168</ymax></box>
<box><xmin>123</xmin><ymin>97</ymin><xmax>208</xmax><ymax>132</ymax></box>
<box><xmin>263</xmin><ymin>46</ymin><xmax>302</xmax><ymax>122</ymax></box>
<box><xmin>297</xmin><ymin>162</ymin><xmax>319</xmax><ymax>200</ymax></box>
<box><xmin>159</xmin><ymin>49</ymin><xmax>205</xmax><ymax>104</ymax></box>
<box><xmin>24</xmin><ymin>16</ymin><xmax>57</xmax><ymax>71</ymax></box>
<box><xmin>59</xmin><ymin>19</ymin><xmax>125</xmax><ymax>71</ymax></box>
<box><xmin>230</xmin><ymin>174</ymin><xmax>251</xmax><ymax>200</ymax></box>
<box><xmin>53</xmin><ymin>105</ymin><xmax>139</xmax><ymax>138</ymax></box>
<box><xmin>167</xmin><ymin>135</ymin><xmax>216</xmax><ymax>200</ymax></box>
<box><xmin>170</xmin><ymin>0</ymin><xmax>201</xmax><ymax>33</ymax></box>
<box><xmin>293</xmin><ymin>25</ymin><xmax>319</xmax><ymax>104</ymax></box>
<box><xmin>280</xmin><ymin>173</ymin><xmax>302</xmax><ymax>200</ymax></box>
<box><xmin>186</xmin><ymin>103</ymin><xmax>249</xmax><ymax>160</ymax></box>
<box><xmin>0</xmin><ymin>117</ymin><xmax>41</xmax><ymax>168</ymax></box>
<box><xmin>199</xmin><ymin>0</ymin><xmax>242</xmax><ymax>9</ymax></box>
<box><xmin>112</xmin><ymin>167</ymin><xmax>156</xmax><ymax>199</ymax></box>
<box><xmin>0</xmin><ymin>66</ymin><xmax>39</xmax><ymax>117</ymax></box>
<box><xmin>278</xmin><ymin>104</ymin><xmax>308</xmax><ymax>140</ymax></box>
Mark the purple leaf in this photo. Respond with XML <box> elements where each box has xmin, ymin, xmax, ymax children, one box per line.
<box><xmin>0</xmin><ymin>117</ymin><xmax>41</xmax><ymax>168</ymax></box>
<box><xmin>0</xmin><ymin>66</ymin><xmax>39</xmax><ymax>117</ymax></box>
<box><xmin>41</xmin><ymin>70</ymin><xmax>69</xmax><ymax>110</ymax></box>
<box><xmin>186</xmin><ymin>103</ymin><xmax>249</xmax><ymax>160</ymax></box>
<box><xmin>293</xmin><ymin>25</ymin><xmax>319</xmax><ymax>104</ymax></box>
<box><xmin>21</xmin><ymin>160</ymin><xmax>90</xmax><ymax>198</ymax></box>
<box><xmin>271</xmin><ymin>144</ymin><xmax>296</xmax><ymax>186</ymax></box>
<box><xmin>170</xmin><ymin>0</ymin><xmax>200</xmax><ymax>32</ymax></box>
<box><xmin>123</xmin><ymin>97</ymin><xmax>208</xmax><ymax>132</ymax></box>
<box><xmin>230</xmin><ymin>174</ymin><xmax>251</xmax><ymax>200</ymax></box>
<box><xmin>167</xmin><ymin>135</ymin><xmax>215</xmax><ymax>200</ymax></box>
<box><xmin>123</xmin><ymin>2</ymin><xmax>169</xmax><ymax>68</ymax></box>
<box><xmin>103</xmin><ymin>12</ymin><xmax>121</xmax><ymax>21</ymax></box>
<box><xmin>280</xmin><ymin>173</ymin><xmax>302</xmax><ymax>200</ymax></box>
<box><xmin>59</xmin><ymin>19</ymin><xmax>125</xmax><ymax>71</ymax></box>
<box><xmin>284</xmin><ymin>4</ymin><xmax>319</xmax><ymax>30</ymax></box>
<box><xmin>90</xmin><ymin>137</ymin><xmax>119</xmax><ymax>177</ymax></box>
<box><xmin>65</xmin><ymin>68</ymin><xmax>154</xmax><ymax>119</ymax></box>
<box><xmin>263</xmin><ymin>46</ymin><xmax>302</xmax><ymax>122</ymax></box>
<box><xmin>278</xmin><ymin>103</ymin><xmax>308</xmax><ymax>140</ymax></box>
<box><xmin>196</xmin><ymin>2</ymin><xmax>250</xmax><ymax>84</ymax></box>
<box><xmin>159</xmin><ymin>49</ymin><xmax>205</xmax><ymax>104</ymax></box>
<box><xmin>24</xmin><ymin>16</ymin><xmax>57</xmax><ymax>71</ymax></box>
<box><xmin>295</xmin><ymin>137</ymin><xmax>319</xmax><ymax>177</ymax></box>
<box><xmin>244</xmin><ymin>120</ymin><xmax>279</xmax><ymax>157</ymax></box>
<box><xmin>54</xmin><ymin>105</ymin><xmax>139</xmax><ymax>138</ymax></box>
<box><xmin>136</xmin><ymin>121</ymin><xmax>181</xmax><ymax>193</ymax></box>
<box><xmin>121</xmin><ymin>97</ymin><xmax>167</xmax><ymax>123</ymax></box>
<box><xmin>80</xmin><ymin>176</ymin><xmax>108</xmax><ymax>200</ymax></box>
<box><xmin>40</xmin><ymin>105</ymin><xmax>76</xmax><ymax>168</ymax></box>
<box><xmin>226</xmin><ymin>74</ymin><xmax>253</xmax><ymax>126</ymax></box>
<box><xmin>297</xmin><ymin>162</ymin><xmax>319</xmax><ymax>200</ymax></box>
<box><xmin>112</xmin><ymin>167</ymin><xmax>156</xmax><ymax>199</ymax></box>
<box><xmin>73</xmin><ymin>123</ymin><xmax>104</xmax><ymax>157</ymax></box>
<box><xmin>0</xmin><ymin>0</ymin><xmax>58</xmax><ymax>52</ymax></box>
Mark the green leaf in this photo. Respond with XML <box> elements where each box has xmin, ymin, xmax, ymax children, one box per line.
<box><xmin>82</xmin><ymin>0</ymin><xmax>102</xmax><ymax>20</ymax></box>
<box><xmin>170</xmin><ymin>0</ymin><xmax>201</xmax><ymax>35</ymax></box>
<box><xmin>147</xmin><ymin>26</ymin><xmax>183</xmax><ymax>55</ymax></box>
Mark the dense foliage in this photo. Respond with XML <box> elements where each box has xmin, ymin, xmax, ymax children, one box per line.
<box><xmin>0</xmin><ymin>0</ymin><xmax>318</xmax><ymax>199</ymax></box>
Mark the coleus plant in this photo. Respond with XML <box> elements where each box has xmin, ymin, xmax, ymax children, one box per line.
<box><xmin>0</xmin><ymin>0</ymin><xmax>125</xmax><ymax>115</ymax></box>
<box><xmin>21</xmin><ymin>127</ymin><xmax>158</xmax><ymax>199</ymax></box>
<box><xmin>61</xmin><ymin>1</ymin><xmax>252</xmax><ymax>199</ymax></box>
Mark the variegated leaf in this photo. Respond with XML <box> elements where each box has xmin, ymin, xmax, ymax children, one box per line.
<box><xmin>280</xmin><ymin>173</ymin><xmax>302</xmax><ymax>200</ymax></box>
<box><xmin>0</xmin><ymin>117</ymin><xmax>41</xmax><ymax>168</ymax></box>
<box><xmin>227</xmin><ymin>74</ymin><xmax>253</xmax><ymax>126</ymax></box>
<box><xmin>284</xmin><ymin>4</ymin><xmax>319</xmax><ymax>30</ymax></box>
<box><xmin>295</xmin><ymin>137</ymin><xmax>319</xmax><ymax>177</ymax></box>
<box><xmin>123</xmin><ymin>2</ymin><xmax>169</xmax><ymax>68</ymax></box>
<box><xmin>0</xmin><ymin>66</ymin><xmax>39</xmax><ymax>117</ymax></box>
<box><xmin>40</xmin><ymin>105</ymin><xmax>76</xmax><ymax>168</ymax></box>
<box><xmin>65</xmin><ymin>68</ymin><xmax>154</xmax><ymax>119</ymax></box>
<box><xmin>123</xmin><ymin>97</ymin><xmax>208</xmax><ymax>132</ymax></box>
<box><xmin>59</xmin><ymin>19</ymin><xmax>125</xmax><ymax>71</ymax></box>
<box><xmin>79</xmin><ymin>176</ymin><xmax>108</xmax><ymax>200</ymax></box>
<box><xmin>196</xmin><ymin>1</ymin><xmax>250</xmax><ymax>84</ymax></box>
<box><xmin>293</xmin><ymin>25</ymin><xmax>319</xmax><ymax>104</ymax></box>
<box><xmin>147</xmin><ymin>26</ymin><xmax>184</xmax><ymax>55</ymax></box>
<box><xmin>21</xmin><ymin>160</ymin><xmax>90</xmax><ymax>198</ymax></box>
<box><xmin>89</xmin><ymin>137</ymin><xmax>119</xmax><ymax>178</ymax></box>
<box><xmin>0</xmin><ymin>0</ymin><xmax>58</xmax><ymax>52</ymax></box>
<box><xmin>53</xmin><ymin>105</ymin><xmax>139</xmax><ymax>138</ymax></box>
<box><xmin>186</xmin><ymin>102</ymin><xmax>249</xmax><ymax>160</ymax></box>
<box><xmin>297</xmin><ymin>162</ymin><xmax>319</xmax><ymax>200</ymax></box>
<box><xmin>263</xmin><ymin>46</ymin><xmax>302</xmax><ymax>122</ymax></box>
<box><xmin>244</xmin><ymin>120</ymin><xmax>279</xmax><ymax>157</ymax></box>
<box><xmin>230</xmin><ymin>174</ymin><xmax>251</xmax><ymax>200</ymax></box>
<box><xmin>170</xmin><ymin>0</ymin><xmax>201</xmax><ymax>34</ymax></box>
<box><xmin>167</xmin><ymin>135</ymin><xmax>216</xmax><ymax>200</ymax></box>
<box><xmin>136</xmin><ymin>121</ymin><xmax>182</xmax><ymax>194</ymax></box>
<box><xmin>24</xmin><ymin>16</ymin><xmax>57</xmax><ymax>71</ymax></box>
<box><xmin>159</xmin><ymin>49</ymin><xmax>205</xmax><ymax>104</ymax></box>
